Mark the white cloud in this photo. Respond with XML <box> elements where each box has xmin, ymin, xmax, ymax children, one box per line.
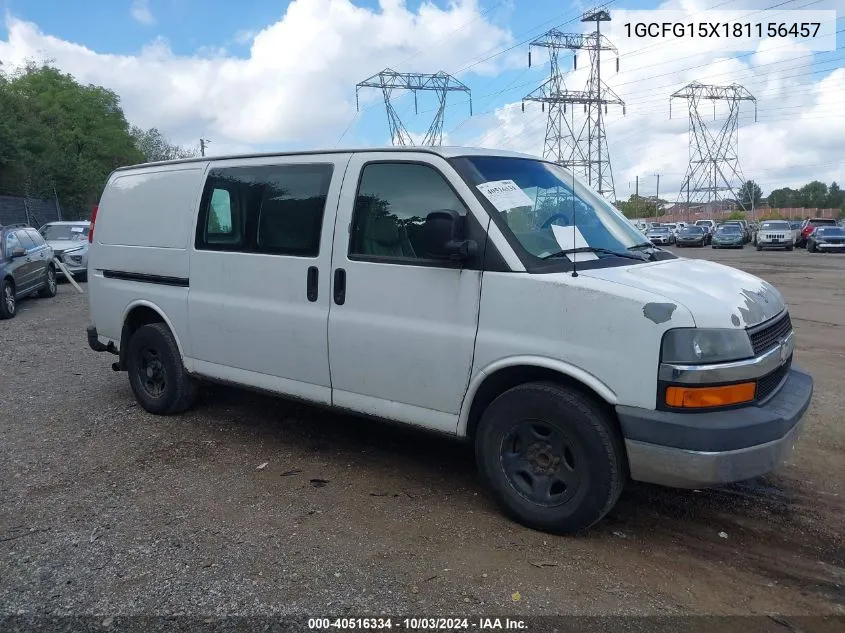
<box><xmin>0</xmin><ymin>0</ymin><xmax>511</xmax><ymax>150</ymax></box>
<box><xmin>467</xmin><ymin>0</ymin><xmax>845</xmax><ymax>200</ymax></box>
<box><xmin>130</xmin><ymin>0</ymin><xmax>155</xmax><ymax>26</ymax></box>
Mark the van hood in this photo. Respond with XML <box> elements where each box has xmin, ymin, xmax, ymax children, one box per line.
<box><xmin>583</xmin><ymin>257</ymin><xmax>785</xmax><ymax>329</ymax></box>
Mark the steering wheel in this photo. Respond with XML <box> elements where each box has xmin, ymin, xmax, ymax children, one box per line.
<box><xmin>540</xmin><ymin>213</ymin><xmax>571</xmax><ymax>229</ymax></box>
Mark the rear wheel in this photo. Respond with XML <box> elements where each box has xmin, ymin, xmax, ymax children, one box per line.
<box><xmin>0</xmin><ymin>279</ymin><xmax>15</xmax><ymax>319</ymax></box>
<box><xmin>475</xmin><ymin>382</ymin><xmax>625</xmax><ymax>534</ymax></box>
<box><xmin>37</xmin><ymin>265</ymin><xmax>57</xmax><ymax>298</ymax></box>
<box><xmin>127</xmin><ymin>323</ymin><xmax>199</xmax><ymax>415</ymax></box>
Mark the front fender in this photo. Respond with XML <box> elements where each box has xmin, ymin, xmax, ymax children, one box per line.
<box><xmin>457</xmin><ymin>356</ymin><xmax>618</xmax><ymax>436</ymax></box>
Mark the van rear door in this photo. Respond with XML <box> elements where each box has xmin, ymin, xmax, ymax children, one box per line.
<box><xmin>188</xmin><ymin>154</ymin><xmax>348</xmax><ymax>404</ymax></box>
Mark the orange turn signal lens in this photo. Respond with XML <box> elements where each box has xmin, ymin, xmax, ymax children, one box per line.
<box><xmin>665</xmin><ymin>383</ymin><xmax>756</xmax><ymax>408</ymax></box>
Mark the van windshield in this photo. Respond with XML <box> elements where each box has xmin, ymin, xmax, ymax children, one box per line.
<box><xmin>453</xmin><ymin>156</ymin><xmax>649</xmax><ymax>262</ymax></box>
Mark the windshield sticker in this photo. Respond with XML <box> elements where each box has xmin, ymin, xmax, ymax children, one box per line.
<box><xmin>476</xmin><ymin>180</ymin><xmax>534</xmax><ymax>212</ymax></box>
<box><xmin>551</xmin><ymin>225</ymin><xmax>599</xmax><ymax>261</ymax></box>
<box><xmin>71</xmin><ymin>227</ymin><xmax>85</xmax><ymax>232</ymax></box>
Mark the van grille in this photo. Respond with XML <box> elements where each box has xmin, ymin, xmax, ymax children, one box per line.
<box><xmin>748</xmin><ymin>312</ymin><xmax>792</xmax><ymax>356</ymax></box>
<box><xmin>756</xmin><ymin>355</ymin><xmax>792</xmax><ymax>401</ymax></box>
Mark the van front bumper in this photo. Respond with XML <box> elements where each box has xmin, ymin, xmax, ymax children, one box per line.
<box><xmin>616</xmin><ymin>366</ymin><xmax>813</xmax><ymax>488</ymax></box>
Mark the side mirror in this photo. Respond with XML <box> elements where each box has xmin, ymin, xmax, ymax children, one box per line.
<box><xmin>11</xmin><ymin>247</ymin><xmax>26</xmax><ymax>259</ymax></box>
<box><xmin>423</xmin><ymin>209</ymin><xmax>477</xmax><ymax>261</ymax></box>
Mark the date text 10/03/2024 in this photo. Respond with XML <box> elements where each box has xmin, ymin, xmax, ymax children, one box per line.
<box><xmin>308</xmin><ymin>618</ymin><xmax>527</xmax><ymax>630</ymax></box>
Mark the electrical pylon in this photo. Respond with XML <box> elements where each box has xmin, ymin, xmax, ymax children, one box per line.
<box><xmin>670</xmin><ymin>82</ymin><xmax>757</xmax><ymax>211</ymax></box>
<box><xmin>356</xmin><ymin>69</ymin><xmax>472</xmax><ymax>146</ymax></box>
<box><xmin>522</xmin><ymin>8</ymin><xmax>625</xmax><ymax>200</ymax></box>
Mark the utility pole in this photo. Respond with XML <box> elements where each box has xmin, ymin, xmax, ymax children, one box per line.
<box><xmin>635</xmin><ymin>175</ymin><xmax>639</xmax><ymax>197</ymax></box>
<box><xmin>654</xmin><ymin>173</ymin><xmax>660</xmax><ymax>201</ymax></box>
<box><xmin>200</xmin><ymin>138</ymin><xmax>211</xmax><ymax>157</ymax></box>
<box><xmin>356</xmin><ymin>69</ymin><xmax>471</xmax><ymax>146</ymax></box>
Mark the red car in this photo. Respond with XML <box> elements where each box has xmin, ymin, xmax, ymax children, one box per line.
<box><xmin>797</xmin><ymin>217</ymin><xmax>837</xmax><ymax>248</ymax></box>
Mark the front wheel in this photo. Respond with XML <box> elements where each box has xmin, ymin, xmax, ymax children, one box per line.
<box><xmin>786</xmin><ymin>244</ymin><xmax>794</xmax><ymax>251</ymax></box>
<box><xmin>37</xmin><ymin>265</ymin><xmax>57</xmax><ymax>298</ymax></box>
<box><xmin>808</xmin><ymin>242</ymin><xmax>817</xmax><ymax>253</ymax></box>
<box><xmin>127</xmin><ymin>323</ymin><xmax>199</xmax><ymax>415</ymax></box>
<box><xmin>475</xmin><ymin>382</ymin><xmax>625</xmax><ymax>534</ymax></box>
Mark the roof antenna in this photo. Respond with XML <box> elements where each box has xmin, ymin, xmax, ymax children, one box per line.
<box><xmin>570</xmin><ymin>106</ymin><xmax>578</xmax><ymax>278</ymax></box>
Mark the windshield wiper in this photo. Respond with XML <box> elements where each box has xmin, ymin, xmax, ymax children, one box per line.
<box><xmin>628</xmin><ymin>242</ymin><xmax>656</xmax><ymax>250</ymax></box>
<box><xmin>542</xmin><ymin>246</ymin><xmax>648</xmax><ymax>262</ymax></box>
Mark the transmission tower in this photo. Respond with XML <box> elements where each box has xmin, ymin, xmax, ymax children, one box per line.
<box><xmin>356</xmin><ymin>69</ymin><xmax>472</xmax><ymax>147</ymax></box>
<box><xmin>522</xmin><ymin>8</ymin><xmax>625</xmax><ymax>200</ymax></box>
<box><xmin>670</xmin><ymin>82</ymin><xmax>757</xmax><ymax>212</ymax></box>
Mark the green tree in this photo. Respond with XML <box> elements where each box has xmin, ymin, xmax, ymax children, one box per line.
<box><xmin>738</xmin><ymin>180</ymin><xmax>762</xmax><ymax>209</ymax></box>
<box><xmin>826</xmin><ymin>182</ymin><xmax>843</xmax><ymax>209</ymax></box>
<box><xmin>767</xmin><ymin>187</ymin><xmax>796</xmax><ymax>208</ymax></box>
<box><xmin>797</xmin><ymin>181</ymin><xmax>828</xmax><ymax>208</ymax></box>
<box><xmin>130</xmin><ymin>126</ymin><xmax>197</xmax><ymax>162</ymax></box>
<box><xmin>617</xmin><ymin>195</ymin><xmax>659</xmax><ymax>219</ymax></box>
<box><xmin>0</xmin><ymin>62</ymin><xmax>143</xmax><ymax>217</ymax></box>
<box><xmin>727</xmin><ymin>210</ymin><xmax>746</xmax><ymax>220</ymax></box>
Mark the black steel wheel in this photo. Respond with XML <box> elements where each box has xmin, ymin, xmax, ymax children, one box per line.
<box><xmin>475</xmin><ymin>382</ymin><xmax>625</xmax><ymax>534</ymax></box>
<box><xmin>127</xmin><ymin>323</ymin><xmax>199</xmax><ymax>415</ymax></box>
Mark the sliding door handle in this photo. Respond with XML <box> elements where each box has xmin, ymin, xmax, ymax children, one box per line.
<box><xmin>333</xmin><ymin>268</ymin><xmax>346</xmax><ymax>305</ymax></box>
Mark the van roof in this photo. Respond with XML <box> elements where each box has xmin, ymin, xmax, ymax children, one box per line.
<box><xmin>114</xmin><ymin>146</ymin><xmax>540</xmax><ymax>172</ymax></box>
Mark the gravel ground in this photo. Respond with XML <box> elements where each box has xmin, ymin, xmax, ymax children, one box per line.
<box><xmin>1</xmin><ymin>247</ymin><xmax>843</xmax><ymax>622</ymax></box>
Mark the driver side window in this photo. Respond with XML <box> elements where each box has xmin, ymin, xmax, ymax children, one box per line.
<box><xmin>349</xmin><ymin>162</ymin><xmax>467</xmax><ymax>264</ymax></box>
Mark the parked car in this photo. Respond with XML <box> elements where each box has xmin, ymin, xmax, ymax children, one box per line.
<box><xmin>694</xmin><ymin>219</ymin><xmax>716</xmax><ymax>244</ymax></box>
<box><xmin>806</xmin><ymin>226</ymin><xmax>845</xmax><ymax>253</ymax></box>
<box><xmin>85</xmin><ymin>146</ymin><xmax>812</xmax><ymax>534</ymax></box>
<box><xmin>665</xmin><ymin>223</ymin><xmax>678</xmax><ymax>239</ymax></box>
<box><xmin>723</xmin><ymin>220</ymin><xmax>750</xmax><ymax>243</ymax></box>
<box><xmin>632</xmin><ymin>220</ymin><xmax>649</xmax><ymax>233</ymax></box>
<box><xmin>675</xmin><ymin>225</ymin><xmax>707</xmax><ymax>247</ymax></box>
<box><xmin>755</xmin><ymin>220</ymin><xmax>794</xmax><ymax>251</ymax></box>
<box><xmin>711</xmin><ymin>223</ymin><xmax>745</xmax><ymax>249</ymax></box>
<box><xmin>646</xmin><ymin>225</ymin><xmax>674</xmax><ymax>245</ymax></box>
<box><xmin>39</xmin><ymin>221</ymin><xmax>91</xmax><ymax>282</ymax></box>
<box><xmin>797</xmin><ymin>217</ymin><xmax>837</xmax><ymax>248</ymax></box>
<box><xmin>1</xmin><ymin>223</ymin><xmax>57</xmax><ymax>319</ymax></box>
<box><xmin>789</xmin><ymin>221</ymin><xmax>803</xmax><ymax>243</ymax></box>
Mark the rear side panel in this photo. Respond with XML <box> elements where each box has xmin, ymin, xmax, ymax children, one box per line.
<box><xmin>88</xmin><ymin>164</ymin><xmax>207</xmax><ymax>354</ymax></box>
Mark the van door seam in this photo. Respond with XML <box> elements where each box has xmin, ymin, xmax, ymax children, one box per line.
<box><xmin>325</xmin><ymin>153</ymin><xmax>355</xmax><ymax>403</ymax></box>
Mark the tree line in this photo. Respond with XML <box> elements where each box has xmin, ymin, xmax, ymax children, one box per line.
<box><xmin>617</xmin><ymin>178</ymin><xmax>844</xmax><ymax>220</ymax></box>
<box><xmin>0</xmin><ymin>62</ymin><xmax>196</xmax><ymax>220</ymax></box>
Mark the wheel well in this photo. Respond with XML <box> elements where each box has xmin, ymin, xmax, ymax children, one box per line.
<box><xmin>465</xmin><ymin>365</ymin><xmax>620</xmax><ymax>441</ymax></box>
<box><xmin>119</xmin><ymin>305</ymin><xmax>167</xmax><ymax>369</ymax></box>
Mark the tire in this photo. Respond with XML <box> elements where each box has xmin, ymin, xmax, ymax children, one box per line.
<box><xmin>475</xmin><ymin>382</ymin><xmax>625</xmax><ymax>534</ymax></box>
<box><xmin>0</xmin><ymin>279</ymin><xmax>16</xmax><ymax>319</ymax></box>
<box><xmin>756</xmin><ymin>244</ymin><xmax>762</xmax><ymax>251</ymax></box>
<box><xmin>37</xmin><ymin>265</ymin><xmax>57</xmax><ymax>298</ymax></box>
<box><xmin>76</xmin><ymin>271</ymin><xmax>88</xmax><ymax>284</ymax></box>
<box><xmin>786</xmin><ymin>244</ymin><xmax>794</xmax><ymax>252</ymax></box>
<box><xmin>808</xmin><ymin>242</ymin><xmax>816</xmax><ymax>253</ymax></box>
<box><xmin>126</xmin><ymin>323</ymin><xmax>199</xmax><ymax>415</ymax></box>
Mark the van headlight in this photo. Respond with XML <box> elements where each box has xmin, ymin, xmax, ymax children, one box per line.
<box><xmin>661</xmin><ymin>328</ymin><xmax>754</xmax><ymax>364</ymax></box>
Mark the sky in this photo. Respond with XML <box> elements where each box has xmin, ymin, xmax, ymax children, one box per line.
<box><xmin>0</xmin><ymin>0</ymin><xmax>843</xmax><ymax>201</ymax></box>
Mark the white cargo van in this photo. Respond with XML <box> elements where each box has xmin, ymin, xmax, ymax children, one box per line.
<box><xmin>86</xmin><ymin>147</ymin><xmax>813</xmax><ymax>533</ymax></box>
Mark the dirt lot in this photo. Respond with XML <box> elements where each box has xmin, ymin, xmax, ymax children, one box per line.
<box><xmin>1</xmin><ymin>247</ymin><xmax>843</xmax><ymax>621</ymax></box>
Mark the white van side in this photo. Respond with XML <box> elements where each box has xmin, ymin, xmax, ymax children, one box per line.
<box><xmin>87</xmin><ymin>147</ymin><xmax>813</xmax><ymax>534</ymax></box>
